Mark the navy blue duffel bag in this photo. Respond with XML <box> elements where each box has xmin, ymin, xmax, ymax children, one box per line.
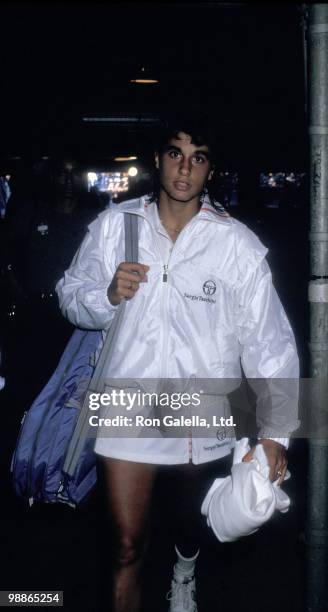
<box><xmin>10</xmin><ymin>212</ymin><xmax>138</xmax><ymax>507</ymax></box>
<box><xmin>11</xmin><ymin>328</ymin><xmax>102</xmax><ymax>507</ymax></box>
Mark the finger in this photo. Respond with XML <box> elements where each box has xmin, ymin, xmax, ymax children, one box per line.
<box><xmin>259</xmin><ymin>444</ymin><xmax>286</xmax><ymax>481</ymax></box>
<box><xmin>126</xmin><ymin>279</ymin><xmax>140</xmax><ymax>292</ymax></box>
<box><xmin>272</xmin><ymin>460</ymin><xmax>286</xmax><ymax>483</ymax></box>
<box><xmin>115</xmin><ymin>286</ymin><xmax>138</xmax><ymax>301</ymax></box>
<box><xmin>277</xmin><ymin>462</ymin><xmax>288</xmax><ymax>486</ymax></box>
<box><xmin>118</xmin><ymin>278</ymin><xmax>140</xmax><ymax>293</ymax></box>
<box><xmin>109</xmin><ymin>271</ymin><xmax>144</xmax><ymax>304</ymax></box>
<box><xmin>270</xmin><ymin>465</ymin><xmax>278</xmax><ymax>482</ymax></box>
<box><xmin>123</xmin><ymin>289</ymin><xmax>135</xmax><ymax>300</ymax></box>
<box><xmin>273</xmin><ymin>469</ymin><xmax>282</xmax><ymax>483</ymax></box>
<box><xmin>118</xmin><ymin>261</ymin><xmax>149</xmax><ymax>271</ymax></box>
<box><xmin>117</xmin><ymin>270</ymin><xmax>147</xmax><ymax>284</ymax></box>
<box><xmin>260</xmin><ymin>453</ymin><xmax>279</xmax><ymax>470</ymax></box>
<box><xmin>117</xmin><ymin>271</ymin><xmax>145</xmax><ymax>284</ymax></box>
<box><xmin>242</xmin><ymin>448</ymin><xmax>256</xmax><ymax>462</ymax></box>
<box><xmin>118</xmin><ymin>262</ymin><xmax>149</xmax><ymax>278</ymax></box>
<box><xmin>115</xmin><ymin>283</ymin><xmax>136</xmax><ymax>298</ymax></box>
<box><xmin>261</xmin><ymin>454</ymin><xmax>277</xmax><ymax>481</ymax></box>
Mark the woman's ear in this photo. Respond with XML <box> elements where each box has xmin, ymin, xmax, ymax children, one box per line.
<box><xmin>155</xmin><ymin>153</ymin><xmax>159</xmax><ymax>169</ymax></box>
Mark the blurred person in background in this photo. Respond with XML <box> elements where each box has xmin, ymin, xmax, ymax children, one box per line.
<box><xmin>2</xmin><ymin>157</ymin><xmax>104</xmax><ymax>400</ymax></box>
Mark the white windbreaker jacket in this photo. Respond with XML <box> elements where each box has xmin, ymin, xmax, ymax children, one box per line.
<box><xmin>56</xmin><ymin>196</ymin><xmax>300</xmax><ymax>465</ymax></box>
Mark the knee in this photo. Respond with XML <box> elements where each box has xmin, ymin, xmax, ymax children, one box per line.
<box><xmin>114</xmin><ymin>536</ymin><xmax>146</xmax><ymax>568</ymax></box>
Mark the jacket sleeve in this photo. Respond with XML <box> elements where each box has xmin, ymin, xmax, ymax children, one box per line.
<box><xmin>234</xmin><ymin>252</ymin><xmax>300</xmax><ymax>440</ymax></box>
<box><xmin>55</xmin><ymin>213</ymin><xmax>119</xmax><ymax>330</ymax></box>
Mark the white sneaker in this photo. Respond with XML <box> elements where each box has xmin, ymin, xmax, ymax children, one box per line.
<box><xmin>166</xmin><ymin>573</ymin><xmax>198</xmax><ymax>612</ymax></box>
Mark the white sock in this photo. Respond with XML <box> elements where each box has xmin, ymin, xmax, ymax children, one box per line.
<box><xmin>174</xmin><ymin>545</ymin><xmax>199</xmax><ymax>580</ymax></box>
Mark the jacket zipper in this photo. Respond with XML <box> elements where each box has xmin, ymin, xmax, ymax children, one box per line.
<box><xmin>188</xmin><ymin>430</ymin><xmax>193</xmax><ymax>462</ymax></box>
<box><xmin>160</xmin><ymin>261</ymin><xmax>171</xmax><ymax>380</ymax></box>
<box><xmin>163</xmin><ymin>264</ymin><xmax>168</xmax><ymax>282</ymax></box>
<box><xmin>122</xmin><ymin>209</ymin><xmax>205</xmax><ymax>463</ymax></box>
<box><xmin>156</xmin><ymin>223</ymin><xmax>193</xmax><ymax>461</ymax></box>
<box><xmin>160</xmin><ymin>247</ymin><xmax>193</xmax><ymax>460</ymax></box>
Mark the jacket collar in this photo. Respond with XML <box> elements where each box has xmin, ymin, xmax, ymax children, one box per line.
<box><xmin>116</xmin><ymin>194</ymin><xmax>231</xmax><ymax>225</ymax></box>
<box><xmin>198</xmin><ymin>195</ymin><xmax>230</xmax><ymax>223</ymax></box>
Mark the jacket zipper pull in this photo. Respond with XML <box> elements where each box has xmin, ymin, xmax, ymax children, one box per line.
<box><xmin>163</xmin><ymin>265</ymin><xmax>168</xmax><ymax>282</ymax></box>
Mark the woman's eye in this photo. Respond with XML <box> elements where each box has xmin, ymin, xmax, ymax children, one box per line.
<box><xmin>193</xmin><ymin>156</ymin><xmax>205</xmax><ymax>164</ymax></box>
<box><xmin>169</xmin><ymin>150</ymin><xmax>181</xmax><ymax>159</ymax></box>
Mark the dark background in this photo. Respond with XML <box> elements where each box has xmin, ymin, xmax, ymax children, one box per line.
<box><xmin>0</xmin><ymin>4</ymin><xmax>309</xmax><ymax>612</ymax></box>
<box><xmin>0</xmin><ymin>3</ymin><xmax>307</xmax><ymax>168</ymax></box>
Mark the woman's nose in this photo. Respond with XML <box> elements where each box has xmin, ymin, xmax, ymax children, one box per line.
<box><xmin>179</xmin><ymin>158</ymin><xmax>191</xmax><ymax>175</ymax></box>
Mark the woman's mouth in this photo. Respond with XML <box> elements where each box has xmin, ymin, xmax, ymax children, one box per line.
<box><xmin>174</xmin><ymin>181</ymin><xmax>190</xmax><ymax>191</ymax></box>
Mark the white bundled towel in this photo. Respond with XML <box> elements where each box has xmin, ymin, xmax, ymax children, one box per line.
<box><xmin>201</xmin><ymin>437</ymin><xmax>291</xmax><ymax>543</ymax></box>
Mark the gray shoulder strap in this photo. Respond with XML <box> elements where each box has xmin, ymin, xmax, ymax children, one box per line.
<box><xmin>61</xmin><ymin>213</ymin><xmax>138</xmax><ymax>481</ymax></box>
<box><xmin>89</xmin><ymin>212</ymin><xmax>138</xmax><ymax>390</ymax></box>
<box><xmin>124</xmin><ymin>211</ymin><xmax>139</xmax><ymax>263</ymax></box>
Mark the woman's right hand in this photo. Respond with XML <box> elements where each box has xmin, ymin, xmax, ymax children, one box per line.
<box><xmin>107</xmin><ymin>262</ymin><xmax>149</xmax><ymax>306</ymax></box>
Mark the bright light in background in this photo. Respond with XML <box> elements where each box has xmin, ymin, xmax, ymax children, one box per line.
<box><xmin>114</xmin><ymin>156</ymin><xmax>138</xmax><ymax>162</ymax></box>
<box><xmin>87</xmin><ymin>172</ymin><xmax>98</xmax><ymax>187</ymax></box>
<box><xmin>128</xmin><ymin>166</ymin><xmax>138</xmax><ymax>177</ymax></box>
<box><xmin>87</xmin><ymin>171</ymin><xmax>129</xmax><ymax>193</ymax></box>
<box><xmin>130</xmin><ymin>66</ymin><xmax>159</xmax><ymax>84</ymax></box>
<box><xmin>130</xmin><ymin>78</ymin><xmax>158</xmax><ymax>84</ymax></box>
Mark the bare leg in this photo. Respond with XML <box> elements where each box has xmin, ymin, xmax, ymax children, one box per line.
<box><xmin>100</xmin><ymin>458</ymin><xmax>157</xmax><ymax>612</ymax></box>
<box><xmin>172</xmin><ymin>463</ymin><xmax>203</xmax><ymax>556</ymax></box>
<box><xmin>173</xmin><ymin>457</ymin><xmax>232</xmax><ymax>556</ymax></box>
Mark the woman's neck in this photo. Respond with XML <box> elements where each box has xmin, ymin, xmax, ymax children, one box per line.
<box><xmin>157</xmin><ymin>194</ymin><xmax>200</xmax><ymax>234</ymax></box>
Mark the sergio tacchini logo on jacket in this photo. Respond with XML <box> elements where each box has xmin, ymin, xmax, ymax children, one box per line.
<box><xmin>184</xmin><ymin>280</ymin><xmax>217</xmax><ymax>305</ymax></box>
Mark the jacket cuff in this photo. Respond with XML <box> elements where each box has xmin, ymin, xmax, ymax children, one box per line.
<box><xmin>83</xmin><ymin>282</ymin><xmax>118</xmax><ymax>311</ymax></box>
<box><xmin>258</xmin><ymin>436</ymin><xmax>289</xmax><ymax>450</ymax></box>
